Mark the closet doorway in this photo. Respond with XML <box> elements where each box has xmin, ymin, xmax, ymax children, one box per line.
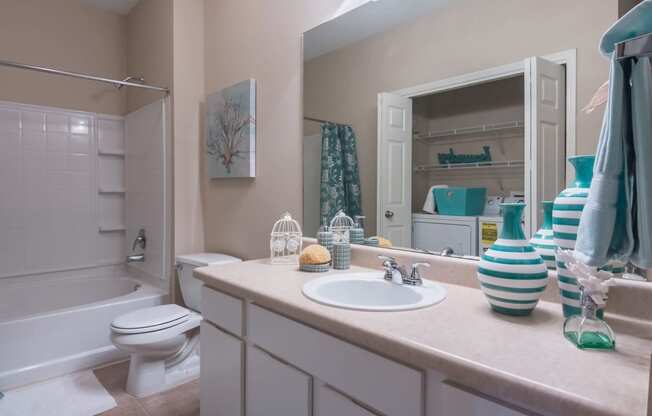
<box><xmin>377</xmin><ymin>51</ymin><xmax>576</xmax><ymax>251</ymax></box>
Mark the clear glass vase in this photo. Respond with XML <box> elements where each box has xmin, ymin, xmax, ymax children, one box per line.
<box><xmin>563</xmin><ymin>287</ymin><xmax>615</xmax><ymax>350</ymax></box>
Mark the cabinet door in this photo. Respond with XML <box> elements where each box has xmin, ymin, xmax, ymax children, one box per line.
<box><xmin>314</xmin><ymin>383</ymin><xmax>378</xmax><ymax>416</ymax></box>
<box><xmin>246</xmin><ymin>346</ymin><xmax>311</xmax><ymax>416</ymax></box>
<box><xmin>200</xmin><ymin>321</ymin><xmax>243</xmax><ymax>416</ymax></box>
<box><xmin>436</xmin><ymin>382</ymin><xmax>530</xmax><ymax>416</ymax></box>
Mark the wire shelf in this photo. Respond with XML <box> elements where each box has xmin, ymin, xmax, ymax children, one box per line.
<box><xmin>414</xmin><ymin>120</ymin><xmax>524</xmax><ymax>145</ymax></box>
<box><xmin>415</xmin><ymin>159</ymin><xmax>525</xmax><ymax>174</ymax></box>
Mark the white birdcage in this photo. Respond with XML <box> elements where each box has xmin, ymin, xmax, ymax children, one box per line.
<box><xmin>329</xmin><ymin>210</ymin><xmax>354</xmax><ymax>243</ymax></box>
<box><xmin>270</xmin><ymin>212</ymin><xmax>303</xmax><ymax>264</ymax></box>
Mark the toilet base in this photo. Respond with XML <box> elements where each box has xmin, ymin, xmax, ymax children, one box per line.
<box><xmin>125</xmin><ymin>337</ymin><xmax>200</xmax><ymax>398</ymax></box>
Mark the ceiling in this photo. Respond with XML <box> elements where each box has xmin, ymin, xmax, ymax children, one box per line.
<box><xmin>81</xmin><ymin>0</ymin><xmax>140</xmax><ymax>15</ymax></box>
<box><xmin>304</xmin><ymin>0</ymin><xmax>449</xmax><ymax>61</ymax></box>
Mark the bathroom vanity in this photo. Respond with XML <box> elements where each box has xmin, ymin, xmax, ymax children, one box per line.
<box><xmin>195</xmin><ymin>257</ymin><xmax>652</xmax><ymax>416</ymax></box>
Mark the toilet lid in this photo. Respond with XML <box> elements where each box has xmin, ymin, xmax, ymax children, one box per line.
<box><xmin>112</xmin><ymin>304</ymin><xmax>190</xmax><ymax>331</ymax></box>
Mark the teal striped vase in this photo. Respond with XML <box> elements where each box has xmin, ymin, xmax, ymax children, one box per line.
<box><xmin>553</xmin><ymin>155</ymin><xmax>595</xmax><ymax>318</ymax></box>
<box><xmin>477</xmin><ymin>203</ymin><xmax>549</xmax><ymax>316</ymax></box>
<box><xmin>530</xmin><ymin>201</ymin><xmax>557</xmax><ymax>269</ymax></box>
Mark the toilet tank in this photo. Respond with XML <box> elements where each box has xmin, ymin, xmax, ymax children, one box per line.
<box><xmin>175</xmin><ymin>253</ymin><xmax>242</xmax><ymax>312</ymax></box>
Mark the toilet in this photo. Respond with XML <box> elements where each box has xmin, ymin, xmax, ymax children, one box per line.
<box><xmin>110</xmin><ymin>253</ymin><xmax>242</xmax><ymax>398</ymax></box>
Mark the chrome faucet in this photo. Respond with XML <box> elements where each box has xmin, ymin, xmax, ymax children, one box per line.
<box><xmin>378</xmin><ymin>255</ymin><xmax>430</xmax><ymax>286</ymax></box>
<box><xmin>127</xmin><ymin>229</ymin><xmax>146</xmax><ymax>263</ymax></box>
<box><xmin>379</xmin><ymin>255</ymin><xmax>406</xmax><ymax>284</ymax></box>
<box><xmin>132</xmin><ymin>228</ymin><xmax>147</xmax><ymax>251</ymax></box>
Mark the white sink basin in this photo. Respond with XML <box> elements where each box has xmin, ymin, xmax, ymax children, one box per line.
<box><xmin>302</xmin><ymin>272</ymin><xmax>447</xmax><ymax>311</ymax></box>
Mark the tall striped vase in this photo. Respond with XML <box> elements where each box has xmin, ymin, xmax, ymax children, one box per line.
<box><xmin>553</xmin><ymin>155</ymin><xmax>595</xmax><ymax>318</ymax></box>
<box><xmin>477</xmin><ymin>203</ymin><xmax>549</xmax><ymax>316</ymax></box>
<box><xmin>530</xmin><ymin>201</ymin><xmax>557</xmax><ymax>269</ymax></box>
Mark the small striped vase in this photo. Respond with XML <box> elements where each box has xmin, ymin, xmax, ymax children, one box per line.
<box><xmin>530</xmin><ymin>201</ymin><xmax>557</xmax><ymax>270</ymax></box>
<box><xmin>477</xmin><ymin>203</ymin><xmax>549</xmax><ymax>316</ymax></box>
<box><xmin>553</xmin><ymin>155</ymin><xmax>595</xmax><ymax>318</ymax></box>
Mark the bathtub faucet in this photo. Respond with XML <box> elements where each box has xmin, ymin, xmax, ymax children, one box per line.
<box><xmin>127</xmin><ymin>253</ymin><xmax>145</xmax><ymax>263</ymax></box>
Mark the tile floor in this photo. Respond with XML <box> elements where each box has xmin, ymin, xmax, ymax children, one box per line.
<box><xmin>94</xmin><ymin>361</ymin><xmax>199</xmax><ymax>416</ymax></box>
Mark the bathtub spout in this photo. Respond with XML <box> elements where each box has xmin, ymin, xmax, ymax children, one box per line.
<box><xmin>127</xmin><ymin>253</ymin><xmax>145</xmax><ymax>263</ymax></box>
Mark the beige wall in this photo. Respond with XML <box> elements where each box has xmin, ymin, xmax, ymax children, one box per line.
<box><xmin>172</xmin><ymin>0</ymin><xmax>205</xmax><ymax>257</ymax></box>
<box><xmin>0</xmin><ymin>0</ymin><xmax>126</xmax><ymax>114</ymax></box>
<box><xmin>126</xmin><ymin>0</ymin><xmax>173</xmax><ymax>113</ymax></box>
<box><xmin>305</xmin><ymin>0</ymin><xmax>618</xmax><ymax>234</ymax></box>
<box><xmin>202</xmin><ymin>0</ymin><xmax>345</xmax><ymax>259</ymax></box>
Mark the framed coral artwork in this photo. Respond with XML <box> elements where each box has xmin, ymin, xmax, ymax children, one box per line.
<box><xmin>206</xmin><ymin>79</ymin><xmax>256</xmax><ymax>178</ymax></box>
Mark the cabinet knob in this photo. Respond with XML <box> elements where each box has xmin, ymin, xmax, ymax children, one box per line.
<box><xmin>385</xmin><ymin>210</ymin><xmax>394</xmax><ymax>219</ymax></box>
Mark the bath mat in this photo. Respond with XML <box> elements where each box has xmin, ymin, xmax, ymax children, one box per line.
<box><xmin>0</xmin><ymin>370</ymin><xmax>116</xmax><ymax>416</ymax></box>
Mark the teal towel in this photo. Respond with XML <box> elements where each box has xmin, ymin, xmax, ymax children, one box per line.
<box><xmin>576</xmin><ymin>55</ymin><xmax>652</xmax><ymax>268</ymax></box>
<box><xmin>600</xmin><ymin>0</ymin><xmax>652</xmax><ymax>56</ymax></box>
<box><xmin>629</xmin><ymin>57</ymin><xmax>652</xmax><ymax>267</ymax></box>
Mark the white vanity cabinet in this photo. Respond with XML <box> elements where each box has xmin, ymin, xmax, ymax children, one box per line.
<box><xmin>246</xmin><ymin>346</ymin><xmax>311</xmax><ymax>416</ymax></box>
<box><xmin>314</xmin><ymin>383</ymin><xmax>377</xmax><ymax>416</ymax></box>
<box><xmin>200</xmin><ymin>321</ymin><xmax>243</xmax><ymax>416</ymax></box>
<box><xmin>200</xmin><ymin>285</ymin><xmax>536</xmax><ymax>416</ymax></box>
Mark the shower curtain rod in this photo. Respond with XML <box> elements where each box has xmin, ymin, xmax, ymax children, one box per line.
<box><xmin>0</xmin><ymin>58</ymin><xmax>169</xmax><ymax>93</ymax></box>
<box><xmin>304</xmin><ymin>116</ymin><xmax>350</xmax><ymax>126</ymax></box>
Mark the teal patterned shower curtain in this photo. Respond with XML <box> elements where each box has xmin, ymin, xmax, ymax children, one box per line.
<box><xmin>319</xmin><ymin>122</ymin><xmax>362</xmax><ymax>225</ymax></box>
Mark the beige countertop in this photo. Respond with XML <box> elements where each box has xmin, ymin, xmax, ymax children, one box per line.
<box><xmin>195</xmin><ymin>259</ymin><xmax>652</xmax><ymax>416</ymax></box>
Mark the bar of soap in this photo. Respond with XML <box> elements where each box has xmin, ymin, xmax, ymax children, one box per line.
<box><xmin>373</xmin><ymin>236</ymin><xmax>392</xmax><ymax>248</ymax></box>
<box><xmin>299</xmin><ymin>244</ymin><xmax>331</xmax><ymax>265</ymax></box>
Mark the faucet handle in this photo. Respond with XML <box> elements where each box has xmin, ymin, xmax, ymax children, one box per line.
<box><xmin>405</xmin><ymin>262</ymin><xmax>430</xmax><ymax>286</ymax></box>
<box><xmin>378</xmin><ymin>255</ymin><xmax>397</xmax><ymax>281</ymax></box>
<box><xmin>378</xmin><ymin>254</ymin><xmax>397</xmax><ymax>265</ymax></box>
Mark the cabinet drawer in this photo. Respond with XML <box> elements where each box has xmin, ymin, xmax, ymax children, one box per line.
<box><xmin>437</xmin><ymin>382</ymin><xmax>531</xmax><ymax>416</ymax></box>
<box><xmin>201</xmin><ymin>286</ymin><xmax>243</xmax><ymax>337</ymax></box>
<box><xmin>314</xmin><ymin>383</ymin><xmax>378</xmax><ymax>416</ymax></box>
<box><xmin>247</xmin><ymin>304</ymin><xmax>423</xmax><ymax>416</ymax></box>
<box><xmin>246</xmin><ymin>346</ymin><xmax>311</xmax><ymax>416</ymax></box>
<box><xmin>200</xmin><ymin>322</ymin><xmax>243</xmax><ymax>416</ymax></box>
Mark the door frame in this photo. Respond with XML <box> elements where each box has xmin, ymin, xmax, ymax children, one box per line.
<box><xmin>381</xmin><ymin>49</ymin><xmax>577</xmax><ymax>237</ymax></box>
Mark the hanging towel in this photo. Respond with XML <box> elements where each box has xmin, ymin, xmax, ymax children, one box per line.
<box><xmin>628</xmin><ymin>57</ymin><xmax>652</xmax><ymax>267</ymax></box>
<box><xmin>599</xmin><ymin>0</ymin><xmax>652</xmax><ymax>56</ymax></box>
<box><xmin>576</xmin><ymin>1</ymin><xmax>652</xmax><ymax>268</ymax></box>
<box><xmin>574</xmin><ymin>56</ymin><xmax>634</xmax><ymax>267</ymax></box>
<box><xmin>422</xmin><ymin>185</ymin><xmax>448</xmax><ymax>214</ymax></box>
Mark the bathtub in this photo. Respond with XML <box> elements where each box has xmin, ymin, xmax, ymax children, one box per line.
<box><xmin>0</xmin><ymin>267</ymin><xmax>166</xmax><ymax>390</ymax></box>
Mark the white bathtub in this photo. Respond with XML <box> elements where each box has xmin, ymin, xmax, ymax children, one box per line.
<box><xmin>0</xmin><ymin>268</ymin><xmax>166</xmax><ymax>390</ymax></box>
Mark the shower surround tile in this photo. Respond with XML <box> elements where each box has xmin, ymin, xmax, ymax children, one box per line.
<box><xmin>0</xmin><ymin>101</ymin><xmax>127</xmax><ymax>278</ymax></box>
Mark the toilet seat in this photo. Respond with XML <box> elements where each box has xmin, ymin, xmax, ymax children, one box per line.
<box><xmin>111</xmin><ymin>304</ymin><xmax>191</xmax><ymax>335</ymax></box>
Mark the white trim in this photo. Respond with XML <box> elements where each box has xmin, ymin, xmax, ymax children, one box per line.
<box><xmin>389</xmin><ymin>51</ymin><xmax>577</xmax><ymax>167</ymax></box>
<box><xmin>376</xmin><ymin>94</ymin><xmax>383</xmax><ymax>236</ymax></box>
<box><xmin>542</xmin><ymin>49</ymin><xmax>578</xmax><ymax>185</ymax></box>
<box><xmin>386</xmin><ymin>50</ymin><xmax>577</xmax><ymax>238</ymax></box>
<box><xmin>391</xmin><ymin>61</ymin><xmax>526</xmax><ymax>98</ymax></box>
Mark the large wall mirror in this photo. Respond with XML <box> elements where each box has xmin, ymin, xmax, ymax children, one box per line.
<box><xmin>302</xmin><ymin>0</ymin><xmax>612</xmax><ymax>259</ymax></box>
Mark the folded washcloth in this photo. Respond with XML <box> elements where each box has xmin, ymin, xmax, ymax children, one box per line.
<box><xmin>422</xmin><ymin>185</ymin><xmax>448</xmax><ymax>214</ymax></box>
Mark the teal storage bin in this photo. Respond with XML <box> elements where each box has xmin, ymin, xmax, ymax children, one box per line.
<box><xmin>434</xmin><ymin>187</ymin><xmax>487</xmax><ymax>216</ymax></box>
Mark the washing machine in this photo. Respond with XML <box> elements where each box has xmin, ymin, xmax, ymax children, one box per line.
<box><xmin>412</xmin><ymin>213</ymin><xmax>478</xmax><ymax>257</ymax></box>
<box><xmin>478</xmin><ymin>216</ymin><xmax>504</xmax><ymax>254</ymax></box>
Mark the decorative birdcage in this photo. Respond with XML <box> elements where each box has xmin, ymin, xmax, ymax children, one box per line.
<box><xmin>270</xmin><ymin>212</ymin><xmax>303</xmax><ymax>264</ymax></box>
<box><xmin>329</xmin><ymin>210</ymin><xmax>355</xmax><ymax>243</ymax></box>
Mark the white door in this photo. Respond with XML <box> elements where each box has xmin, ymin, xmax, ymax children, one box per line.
<box><xmin>377</xmin><ymin>92</ymin><xmax>412</xmax><ymax>247</ymax></box>
<box><xmin>525</xmin><ymin>57</ymin><xmax>566</xmax><ymax>236</ymax></box>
